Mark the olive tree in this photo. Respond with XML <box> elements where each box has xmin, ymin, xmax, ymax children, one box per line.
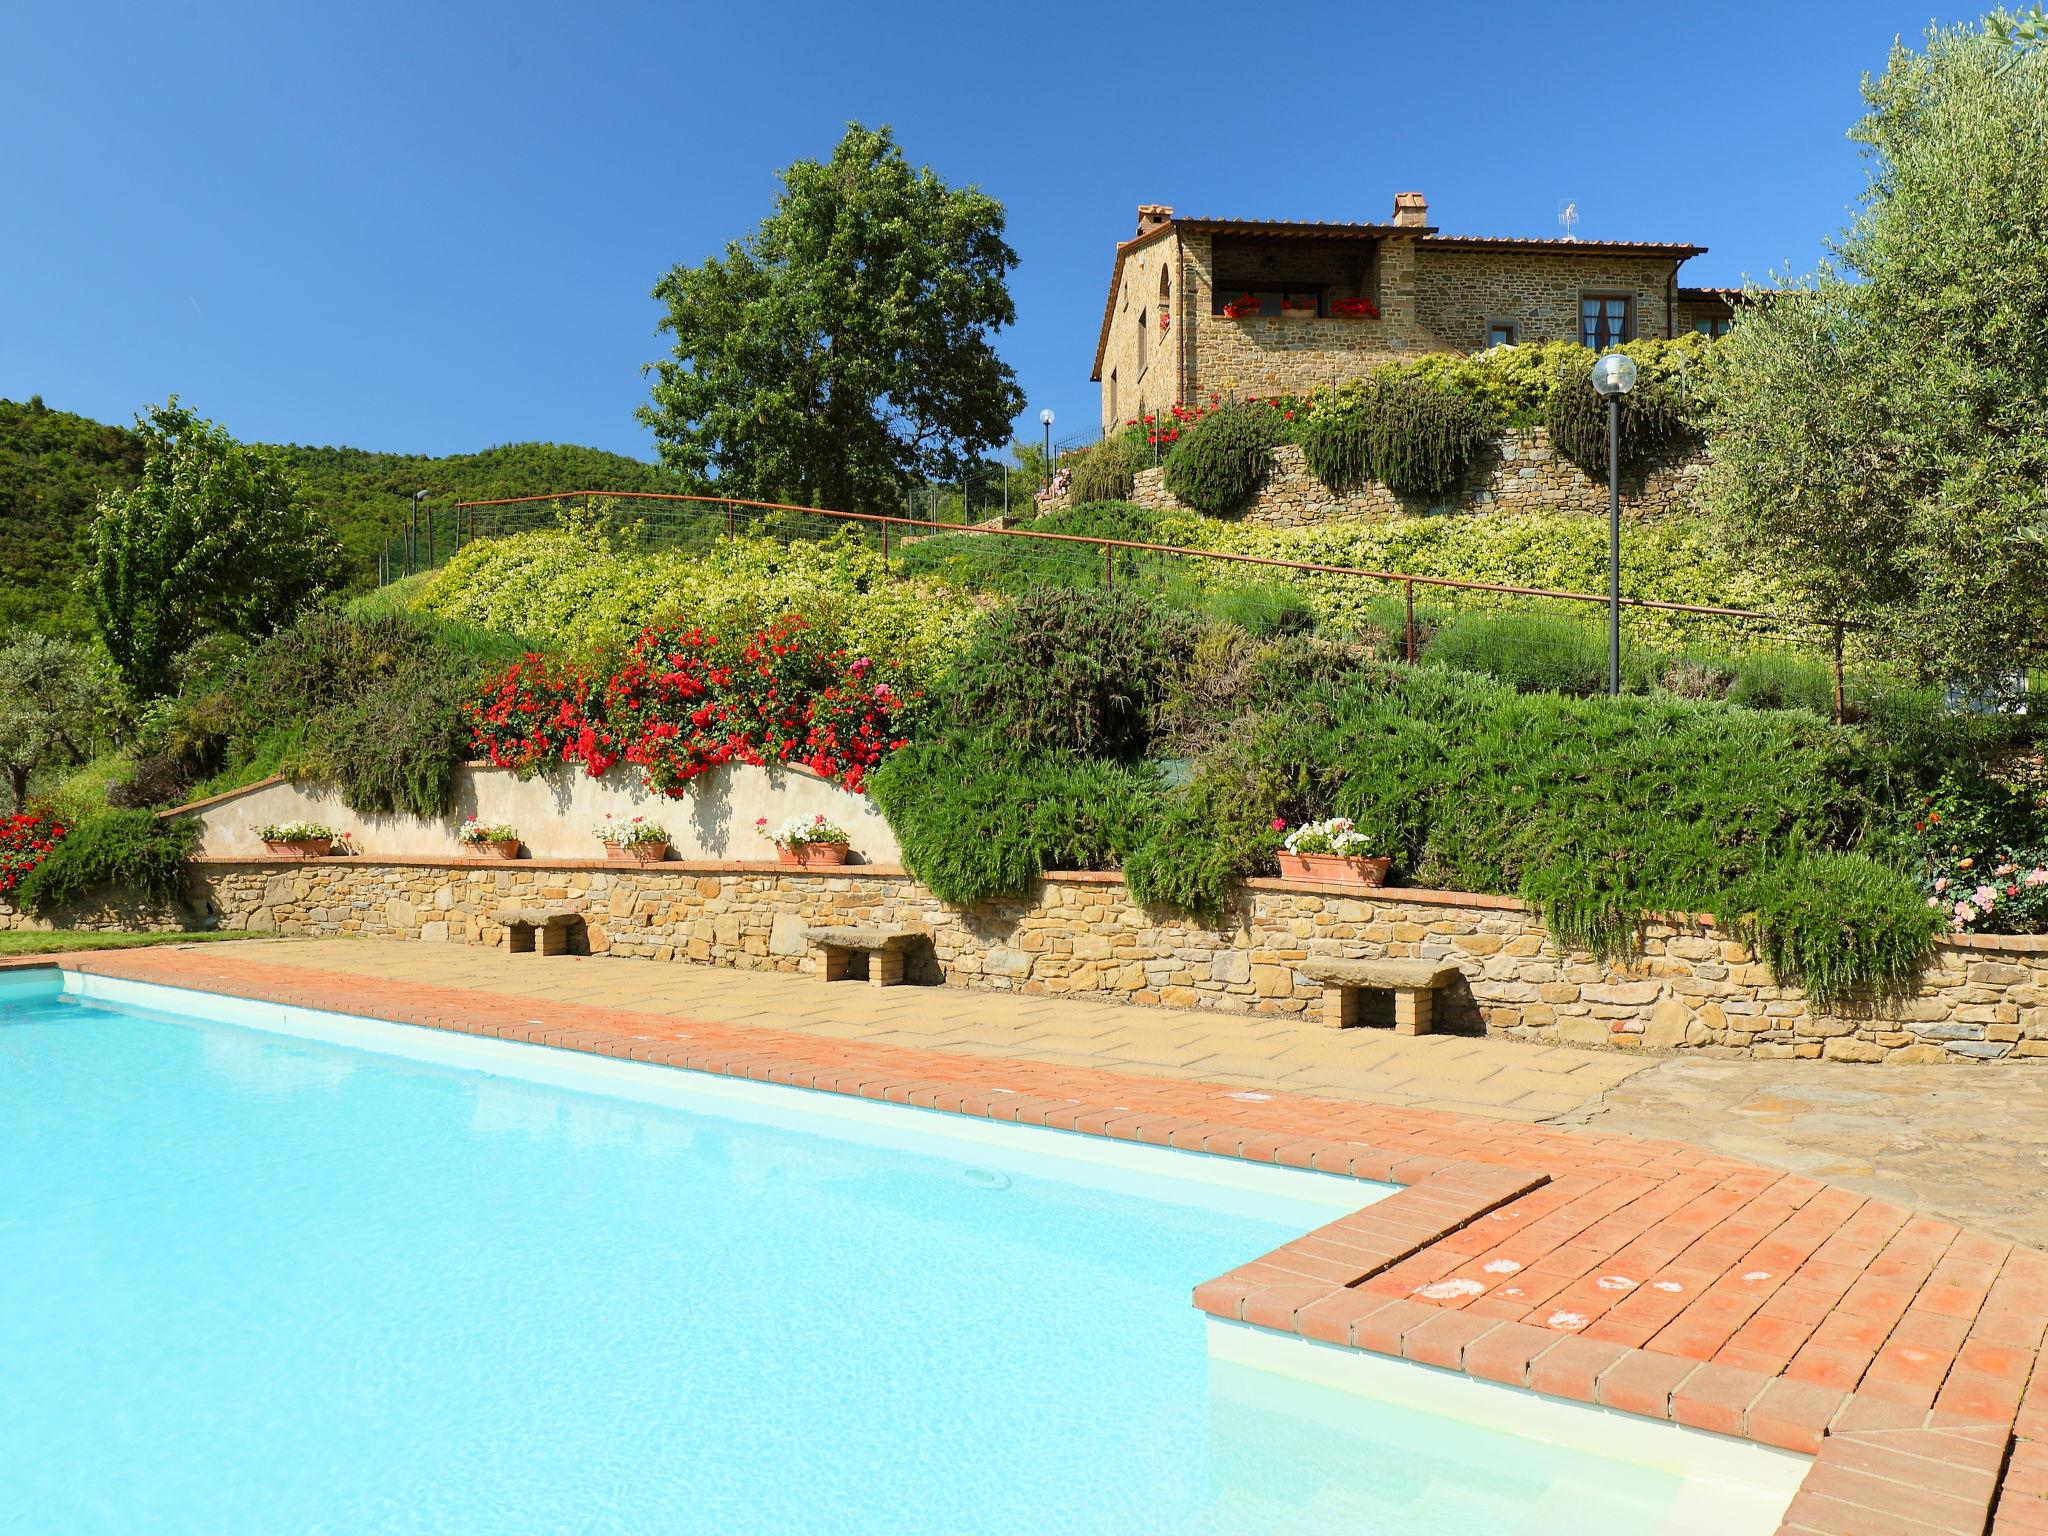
<box><xmin>0</xmin><ymin>628</ymin><xmax>107</xmax><ymax>810</ymax></box>
<box><xmin>1704</xmin><ymin>12</ymin><xmax>2048</xmax><ymax>681</ymax></box>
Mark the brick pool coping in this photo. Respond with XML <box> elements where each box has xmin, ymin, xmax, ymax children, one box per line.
<box><xmin>35</xmin><ymin>946</ymin><xmax>2048</xmax><ymax>1535</ymax></box>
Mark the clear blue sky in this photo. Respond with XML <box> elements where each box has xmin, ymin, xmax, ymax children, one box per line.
<box><xmin>0</xmin><ymin>0</ymin><xmax>1963</xmax><ymax>464</ymax></box>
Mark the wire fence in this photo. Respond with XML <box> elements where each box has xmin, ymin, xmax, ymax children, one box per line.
<box><xmin>373</xmin><ymin>487</ymin><xmax>2032</xmax><ymax>724</ymax></box>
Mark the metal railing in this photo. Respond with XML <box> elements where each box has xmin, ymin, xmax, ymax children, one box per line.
<box><xmin>380</xmin><ymin>487</ymin><xmax>1916</xmax><ymax>720</ymax></box>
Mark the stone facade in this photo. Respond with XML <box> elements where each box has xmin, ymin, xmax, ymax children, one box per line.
<box><xmin>1411</xmin><ymin>245</ymin><xmax>1684</xmax><ymax>356</ymax></box>
<box><xmin>1095</xmin><ymin>202</ymin><xmax>1712</xmax><ymax>433</ymax></box>
<box><xmin>1061</xmin><ymin>434</ymin><xmax>1706</xmax><ymax>526</ymax></box>
<box><xmin>57</xmin><ymin>856</ymin><xmax>2046</xmax><ymax>1066</ymax></box>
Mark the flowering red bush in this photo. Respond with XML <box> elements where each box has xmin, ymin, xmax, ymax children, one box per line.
<box><xmin>467</xmin><ymin>617</ymin><xmax>917</xmax><ymax>798</ymax></box>
<box><xmin>467</xmin><ymin>652</ymin><xmax>620</xmax><ymax>778</ymax></box>
<box><xmin>0</xmin><ymin>810</ymin><xmax>66</xmax><ymax>900</ymax></box>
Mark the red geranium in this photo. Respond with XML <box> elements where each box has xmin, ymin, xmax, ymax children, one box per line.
<box><xmin>0</xmin><ymin>809</ymin><xmax>66</xmax><ymax>899</ymax></box>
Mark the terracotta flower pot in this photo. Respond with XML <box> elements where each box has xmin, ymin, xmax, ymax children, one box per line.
<box><xmin>1276</xmin><ymin>851</ymin><xmax>1391</xmax><ymax>886</ymax></box>
<box><xmin>777</xmin><ymin>842</ymin><xmax>850</xmax><ymax>867</ymax></box>
<box><xmin>617</xmin><ymin>841</ymin><xmax>670</xmax><ymax>864</ymax></box>
<box><xmin>264</xmin><ymin>837</ymin><xmax>333</xmax><ymax>859</ymax></box>
<box><xmin>473</xmin><ymin>839</ymin><xmax>521</xmax><ymax>860</ymax></box>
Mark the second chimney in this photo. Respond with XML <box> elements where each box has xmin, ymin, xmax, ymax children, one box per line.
<box><xmin>1136</xmin><ymin>203</ymin><xmax>1174</xmax><ymax>235</ymax></box>
<box><xmin>1391</xmin><ymin>191</ymin><xmax>1428</xmax><ymax>228</ymax></box>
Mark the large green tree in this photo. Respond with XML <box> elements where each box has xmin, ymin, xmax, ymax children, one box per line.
<box><xmin>82</xmin><ymin>401</ymin><xmax>340</xmax><ymax>698</ymax></box>
<box><xmin>640</xmin><ymin>123</ymin><xmax>1025</xmax><ymax>515</ymax></box>
<box><xmin>1704</xmin><ymin>12</ymin><xmax>2048</xmax><ymax>681</ymax></box>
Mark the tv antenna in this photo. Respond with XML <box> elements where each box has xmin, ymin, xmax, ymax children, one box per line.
<box><xmin>1558</xmin><ymin>201</ymin><xmax>1580</xmax><ymax>241</ymax></box>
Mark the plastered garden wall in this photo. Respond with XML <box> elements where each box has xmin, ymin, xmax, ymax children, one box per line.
<box><xmin>132</xmin><ymin>857</ymin><xmax>2048</xmax><ymax>1065</ymax></box>
<box><xmin>168</xmin><ymin>763</ymin><xmax>901</xmax><ymax>864</ymax></box>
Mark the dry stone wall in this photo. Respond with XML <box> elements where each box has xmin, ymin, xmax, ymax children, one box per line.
<box><xmin>1099</xmin><ymin>434</ymin><xmax>1704</xmax><ymax>526</ymax></box>
<box><xmin>128</xmin><ymin>856</ymin><xmax>2048</xmax><ymax>1066</ymax></box>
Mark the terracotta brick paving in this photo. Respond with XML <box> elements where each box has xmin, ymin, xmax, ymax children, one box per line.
<box><xmin>38</xmin><ymin>945</ymin><xmax>2048</xmax><ymax>1535</ymax></box>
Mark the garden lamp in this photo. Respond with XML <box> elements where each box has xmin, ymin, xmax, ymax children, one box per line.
<box><xmin>1040</xmin><ymin>408</ymin><xmax>1054</xmax><ymax>488</ymax></box>
<box><xmin>1588</xmin><ymin>356</ymin><xmax>1637</xmax><ymax>696</ymax></box>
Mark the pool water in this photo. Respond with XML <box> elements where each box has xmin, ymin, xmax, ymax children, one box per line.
<box><xmin>0</xmin><ymin>972</ymin><xmax>1801</xmax><ymax>1534</ymax></box>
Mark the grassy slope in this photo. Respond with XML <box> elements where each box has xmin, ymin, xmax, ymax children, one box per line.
<box><xmin>0</xmin><ymin>395</ymin><xmax>681</xmax><ymax>636</ymax></box>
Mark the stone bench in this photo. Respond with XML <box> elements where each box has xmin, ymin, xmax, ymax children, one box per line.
<box><xmin>1296</xmin><ymin>956</ymin><xmax>1462</xmax><ymax>1035</ymax></box>
<box><xmin>492</xmin><ymin>905</ymin><xmax>585</xmax><ymax>957</ymax></box>
<box><xmin>808</xmin><ymin>925</ymin><xmax>925</xmax><ymax>988</ymax></box>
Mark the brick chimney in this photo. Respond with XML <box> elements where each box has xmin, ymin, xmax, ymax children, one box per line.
<box><xmin>1136</xmin><ymin>204</ymin><xmax>1174</xmax><ymax>235</ymax></box>
<box><xmin>1391</xmin><ymin>191</ymin><xmax>1428</xmax><ymax>228</ymax></box>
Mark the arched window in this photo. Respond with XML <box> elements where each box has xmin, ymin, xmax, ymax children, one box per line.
<box><xmin>1159</xmin><ymin>266</ymin><xmax>1171</xmax><ymax>302</ymax></box>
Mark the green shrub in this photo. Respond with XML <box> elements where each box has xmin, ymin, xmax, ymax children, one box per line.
<box><xmin>943</xmin><ymin>587</ymin><xmax>1197</xmax><ymax>758</ymax></box>
<box><xmin>1727</xmin><ymin>852</ymin><xmax>1940</xmax><ymax>1009</ymax></box>
<box><xmin>1423</xmin><ymin>611</ymin><xmax>1666</xmax><ymax>696</ymax></box>
<box><xmin>15</xmin><ymin>810</ymin><xmax>196</xmax><ymax>915</ymax></box>
<box><xmin>1545</xmin><ymin>343</ymin><xmax>1707</xmax><ymax>480</ymax></box>
<box><xmin>1065</xmin><ymin>437</ymin><xmax>1144</xmax><ymax>504</ymax></box>
<box><xmin>1121</xmin><ymin>668</ymin><xmax>1905</xmax><ymax>989</ymax></box>
<box><xmin>1301</xmin><ymin>375</ymin><xmax>1497</xmax><ymax>500</ymax></box>
<box><xmin>867</xmin><ymin>733</ymin><xmax>1159</xmax><ymax>904</ymax></box>
<box><xmin>1724</xmin><ymin>651</ymin><xmax>1839</xmax><ymax>716</ymax></box>
<box><xmin>207</xmin><ymin>609</ymin><xmax>489</xmax><ymax>819</ymax></box>
<box><xmin>1185</xmin><ymin>582</ymin><xmax>1318</xmax><ymax>637</ymax></box>
<box><xmin>1295</xmin><ymin>400</ymin><xmax>1373</xmax><ymax>493</ymax></box>
<box><xmin>1161</xmin><ymin>403</ymin><xmax>1284</xmax><ymax>516</ymax></box>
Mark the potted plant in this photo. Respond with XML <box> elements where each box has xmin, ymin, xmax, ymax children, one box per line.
<box><xmin>458</xmin><ymin>817</ymin><xmax>522</xmax><ymax>859</ymax></box>
<box><xmin>1274</xmin><ymin>818</ymin><xmax>1391</xmax><ymax>886</ymax></box>
<box><xmin>757</xmin><ymin>813</ymin><xmax>852</xmax><ymax>867</ymax></box>
<box><xmin>1221</xmin><ymin>292</ymin><xmax>1262</xmax><ymax>319</ymax></box>
<box><xmin>258</xmin><ymin>821</ymin><xmax>339</xmax><ymax>858</ymax></box>
<box><xmin>594</xmin><ymin>815</ymin><xmax>671</xmax><ymax>863</ymax></box>
<box><xmin>1330</xmin><ymin>295</ymin><xmax>1380</xmax><ymax>319</ymax></box>
<box><xmin>1280</xmin><ymin>292</ymin><xmax>1318</xmax><ymax>319</ymax></box>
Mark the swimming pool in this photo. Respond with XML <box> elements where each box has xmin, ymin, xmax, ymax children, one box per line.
<box><xmin>1</xmin><ymin>969</ymin><xmax>1805</xmax><ymax>1533</ymax></box>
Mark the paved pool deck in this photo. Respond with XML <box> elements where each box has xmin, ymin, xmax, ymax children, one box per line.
<box><xmin>38</xmin><ymin>938</ymin><xmax>2048</xmax><ymax>1535</ymax></box>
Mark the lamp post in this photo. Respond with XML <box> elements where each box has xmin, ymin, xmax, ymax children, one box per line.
<box><xmin>1588</xmin><ymin>353</ymin><xmax>1639</xmax><ymax>696</ymax></box>
<box><xmin>412</xmin><ymin>489</ymin><xmax>430</xmax><ymax>574</ymax></box>
<box><xmin>1040</xmin><ymin>408</ymin><xmax>1055</xmax><ymax>489</ymax></box>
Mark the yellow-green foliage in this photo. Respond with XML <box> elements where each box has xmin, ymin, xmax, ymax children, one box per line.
<box><xmin>1194</xmin><ymin>514</ymin><xmax>1785</xmax><ymax>641</ymax></box>
<box><xmin>1382</xmin><ymin>334</ymin><xmax>1716</xmax><ymax>429</ymax></box>
<box><xmin>414</xmin><ymin>529</ymin><xmax>985</xmax><ymax>677</ymax></box>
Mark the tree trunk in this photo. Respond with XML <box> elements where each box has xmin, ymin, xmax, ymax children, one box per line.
<box><xmin>7</xmin><ymin>764</ymin><xmax>27</xmax><ymax>813</ymax></box>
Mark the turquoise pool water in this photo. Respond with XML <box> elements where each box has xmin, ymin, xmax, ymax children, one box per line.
<box><xmin>0</xmin><ymin>972</ymin><xmax>1801</xmax><ymax>1533</ymax></box>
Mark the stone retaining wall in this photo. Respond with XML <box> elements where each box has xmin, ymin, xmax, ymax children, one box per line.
<box><xmin>76</xmin><ymin>856</ymin><xmax>2046</xmax><ymax>1065</ymax></box>
<box><xmin>1107</xmin><ymin>435</ymin><xmax>1704</xmax><ymax>527</ymax></box>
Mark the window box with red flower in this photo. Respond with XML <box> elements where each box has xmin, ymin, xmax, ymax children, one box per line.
<box><xmin>1329</xmin><ymin>296</ymin><xmax>1380</xmax><ymax>319</ymax></box>
<box><xmin>1280</xmin><ymin>293</ymin><xmax>1319</xmax><ymax>318</ymax></box>
<box><xmin>1220</xmin><ymin>293</ymin><xmax>1262</xmax><ymax>319</ymax></box>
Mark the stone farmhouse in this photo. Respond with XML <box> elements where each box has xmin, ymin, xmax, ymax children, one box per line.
<box><xmin>1091</xmin><ymin>195</ymin><xmax>1739</xmax><ymax>432</ymax></box>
